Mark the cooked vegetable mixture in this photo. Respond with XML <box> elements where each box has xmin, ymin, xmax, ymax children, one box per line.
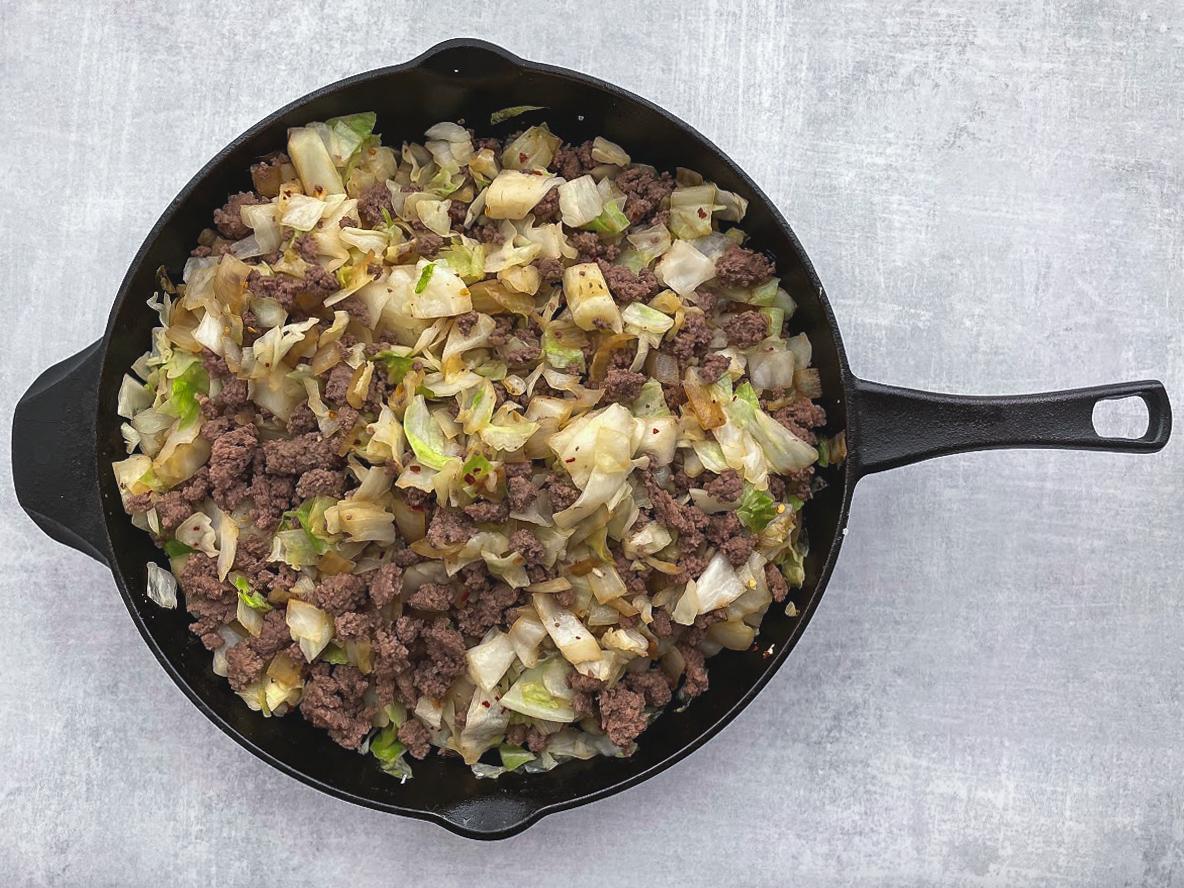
<box><xmin>114</xmin><ymin>112</ymin><xmax>838</xmax><ymax>779</ymax></box>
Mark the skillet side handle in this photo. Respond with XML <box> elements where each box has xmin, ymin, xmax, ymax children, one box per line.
<box><xmin>848</xmin><ymin>376</ymin><xmax>1172</xmax><ymax>477</ymax></box>
<box><xmin>12</xmin><ymin>340</ymin><xmax>110</xmax><ymax>564</ymax></box>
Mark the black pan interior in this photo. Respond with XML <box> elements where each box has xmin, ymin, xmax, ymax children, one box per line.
<box><xmin>93</xmin><ymin>41</ymin><xmax>853</xmax><ymax>834</ymax></box>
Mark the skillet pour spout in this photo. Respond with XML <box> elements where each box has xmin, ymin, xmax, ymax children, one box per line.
<box><xmin>11</xmin><ymin>38</ymin><xmax>1172</xmax><ymax>839</ymax></box>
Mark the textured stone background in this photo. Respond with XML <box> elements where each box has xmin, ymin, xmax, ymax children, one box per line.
<box><xmin>1</xmin><ymin>1</ymin><xmax>1181</xmax><ymax>885</ymax></box>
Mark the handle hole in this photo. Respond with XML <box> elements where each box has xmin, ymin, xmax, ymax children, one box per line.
<box><xmin>1092</xmin><ymin>396</ymin><xmax>1150</xmax><ymax>439</ymax></box>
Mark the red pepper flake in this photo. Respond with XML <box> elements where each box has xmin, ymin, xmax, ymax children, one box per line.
<box><xmin>564</xmin><ymin>457</ymin><xmax>575</xmax><ymax>463</ymax></box>
<box><xmin>463</xmin><ymin>474</ymin><xmax>475</xmax><ymax>484</ymax></box>
<box><xmin>519</xmin><ymin>152</ymin><xmax>528</xmax><ymax>164</ymax></box>
<box><xmin>481</xmin><ymin>700</ymin><xmax>491</xmax><ymax>708</ymax></box>
<box><xmin>697</xmin><ymin>207</ymin><xmax>707</xmax><ymax>219</ymax></box>
<box><xmin>410</xmin><ymin>465</ymin><xmax>421</xmax><ymax>473</ymax></box>
<box><xmin>651</xmin><ymin>427</ymin><xmax>659</xmax><ymax>434</ymax></box>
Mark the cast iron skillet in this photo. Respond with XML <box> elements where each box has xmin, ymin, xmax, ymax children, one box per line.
<box><xmin>12</xmin><ymin>39</ymin><xmax>1172</xmax><ymax>839</ymax></box>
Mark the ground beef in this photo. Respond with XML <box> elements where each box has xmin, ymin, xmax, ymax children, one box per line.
<box><xmin>718</xmin><ymin>532</ymin><xmax>755</xmax><ymax>567</ymax></box>
<box><xmin>124</xmin><ymin>491</ymin><xmax>153</xmax><ymax>514</ymax></box>
<box><xmin>506</xmin><ymin>471</ymin><xmax>538</xmax><ymax>512</ymax></box>
<box><xmin>703</xmin><ymin>469</ymin><xmax>742</xmax><ymax>501</ymax></box>
<box><xmin>626</xmin><ymin>668</ymin><xmax>673</xmax><ymax>708</ymax></box>
<box><xmin>252</xmin><ymin>609</ymin><xmax>294</xmax><ymax>660</ymax></box>
<box><xmin>208</xmin><ymin>425</ymin><xmax>258</xmax><ymax>511</ymax></box>
<box><xmin>300</xmin><ymin>664</ymin><xmax>373</xmax><ymax>749</ymax></box>
<box><xmin>596</xmin><ymin>260</ymin><xmax>659</xmax><ymax>304</ymax></box>
<box><xmin>669</xmin><ymin>312</ymin><xmax>713</xmax><ymax>362</ymax></box>
<box><xmin>678</xmin><ymin>644</ymin><xmax>710</xmax><ymax>698</ymax></box>
<box><xmin>570</xmin><ymin>231</ymin><xmax>620</xmax><ymax>264</ymax></box>
<box><xmin>177</xmin><ymin>467</ymin><xmax>211</xmax><ymax>502</ymax></box>
<box><xmin>358</xmin><ymin>182</ymin><xmax>394</xmax><ymax>228</ymax></box>
<box><xmin>294</xmin><ymin>234</ymin><xmax>319</xmax><ymax>262</ymax></box>
<box><xmin>766</xmin><ymin>563</ymin><xmax>790</xmax><ymax>603</ymax></box>
<box><xmin>454</xmin><ymin>580</ymin><xmax>518</xmax><ymax>641</ymax></box>
<box><xmin>615</xmin><ymin>165</ymin><xmax>675</xmax><ymax>224</ymax></box>
<box><xmin>713</xmin><ymin>244</ymin><xmax>775</xmax><ymax>288</ymax></box>
<box><xmin>454</xmin><ymin>311</ymin><xmax>479</xmax><ymax>335</ymax></box>
<box><xmin>212</xmin><ymin>376</ymin><xmax>249</xmax><ymax>413</ymax></box>
<box><xmin>533</xmin><ymin>186</ymin><xmax>560</xmax><ymax>222</ymax></box>
<box><xmin>295</xmin><ymin>468</ymin><xmax>346</xmax><ymax>499</ymax></box>
<box><xmin>772</xmin><ymin>398</ymin><xmax>827</xmax><ymax>444</ymax></box>
<box><xmin>535</xmin><ymin>257</ymin><xmax>565</xmax><ymax>286</ymax></box>
<box><xmin>725</xmin><ymin>310</ymin><xmax>769</xmax><ymax>348</ymax></box>
<box><xmin>262</xmin><ymin>433</ymin><xmax>340</xmax><ymax>475</ymax></box>
<box><xmin>250</xmin><ymin>472</ymin><xmax>296</xmax><ymax>531</ymax></box>
<box><xmin>504</xmin><ymin>723</ymin><xmax>529</xmax><ymax>747</ymax></box>
<box><xmin>524</xmin><ymin>727</ymin><xmax>550</xmax><ymax>753</ymax></box>
<box><xmin>368</xmin><ymin>563</ymin><xmax>403</xmax><ymax>608</ymax></box>
<box><xmin>503</xmin><ymin>329</ymin><xmax>541</xmax><ymax>367</ymax></box>
<box><xmin>546</xmin><ymin>474</ymin><xmax>580</xmax><ymax>512</ymax></box>
<box><xmin>698</xmin><ymin>353</ymin><xmax>731</xmax><ymax>385</ymax></box>
<box><xmin>509</xmin><ymin>528</ymin><xmax>546</xmax><ymax>567</ymax></box>
<box><xmin>425</xmin><ymin>509</ymin><xmax>471</xmax><ymax>550</ymax></box>
<box><xmin>286</xmin><ymin>403</ymin><xmax>318</xmax><ymax>435</ymax></box>
<box><xmin>614</xmin><ymin>554</ymin><xmax>650</xmax><ymax>596</ymax></box>
<box><xmin>598</xmin><ymin>686</ymin><xmax>647</xmax><ymax>748</ymax></box>
<box><xmin>552</xmin><ymin>140</ymin><xmax>595</xmax><ymax>180</ymax></box>
<box><xmin>247</xmin><ymin>268</ymin><xmax>336</xmax><ymax>310</ymax></box>
<box><xmin>154</xmin><ymin>491</ymin><xmax>193</xmax><ymax>532</ymax></box>
<box><xmin>413</xmin><ymin>618</ymin><xmax>467</xmax><ymax>700</ymax></box>
<box><xmin>413</xmin><ymin>226</ymin><xmax>445</xmax><ymax>258</ymax></box>
<box><xmin>661</xmin><ymin>381</ymin><xmax>687</xmax><ymax>409</ymax></box>
<box><xmin>472</xmin><ymin>223</ymin><xmax>504</xmax><ymax>245</ymax></box>
<box><xmin>398</xmin><ymin>719</ymin><xmax>432</xmax><ymax>759</ymax></box>
<box><xmin>312</xmin><ymin>573</ymin><xmax>368</xmax><ymax>616</ymax></box>
<box><xmin>213</xmin><ymin>191</ymin><xmax>259</xmax><ymax>240</ymax></box>
<box><xmin>177</xmin><ymin>554</ymin><xmax>234</xmax><ymax>650</ymax></box>
<box><xmin>407</xmin><ymin>582</ymin><xmax>454</xmax><ymax>612</ymax></box>
<box><xmin>226</xmin><ymin>644</ymin><xmax>265</xmax><ymax>692</ymax></box>
<box><xmin>323</xmin><ymin>363</ymin><xmax>354</xmax><ymax>407</ymax></box>
<box><xmin>705</xmin><ymin>510</ymin><xmax>743</xmax><ymax>548</ymax></box>
<box><xmin>692</xmin><ymin>288</ymin><xmax>718</xmax><ymax>313</ymax></box>
<box><xmin>650</xmin><ymin>607</ymin><xmax>673</xmax><ymax>638</ymax></box>
<box><xmin>644</xmin><ymin>473</ymin><xmax>709</xmax><ymax>550</ymax></box>
<box><xmin>463</xmin><ymin>499</ymin><xmax>510</xmax><ymax>523</ymax></box>
<box><xmin>600</xmin><ymin>368</ymin><xmax>645</xmax><ymax>404</ymax></box>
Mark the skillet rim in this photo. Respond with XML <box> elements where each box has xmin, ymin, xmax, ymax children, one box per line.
<box><xmin>93</xmin><ymin>37</ymin><xmax>858</xmax><ymax>838</ymax></box>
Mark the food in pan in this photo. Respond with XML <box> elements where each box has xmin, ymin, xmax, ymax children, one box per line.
<box><xmin>113</xmin><ymin>111</ymin><xmax>839</xmax><ymax>778</ymax></box>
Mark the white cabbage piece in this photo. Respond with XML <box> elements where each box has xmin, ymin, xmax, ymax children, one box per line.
<box><xmin>404</xmin><ymin>394</ymin><xmax>456</xmax><ymax>469</ymax></box>
<box><xmin>287</xmin><ymin>126</ymin><xmax>345</xmax><ymax>196</ymax></box>
<box><xmin>508</xmin><ymin>613</ymin><xmax>549</xmax><ymax>668</ymax></box>
<box><xmin>466</xmin><ymin>630</ymin><xmax>516</xmax><ymax>692</ymax></box>
<box><xmin>724</xmin><ymin>397</ymin><xmax>817</xmax><ymax>472</ymax></box>
<box><xmin>562</xmin><ymin>262</ymin><xmax>622</xmax><ymax>333</ymax></box>
<box><xmin>408</xmin><ymin>259</ymin><xmax>472</xmax><ymax>318</ymax></box>
<box><xmin>174</xmin><ymin>512</ymin><xmax>217</xmax><ymax>557</ymax></box>
<box><xmin>656</xmin><ymin>239</ymin><xmax>716</xmax><ymax>296</ymax></box>
<box><xmin>500</xmin><ymin>658</ymin><xmax>577</xmax><ymax>722</ymax></box>
<box><xmin>285</xmin><ymin>598</ymin><xmax>334</xmax><ymax>661</ymax></box>
<box><xmin>280</xmin><ymin>193</ymin><xmax>327</xmax><ymax>231</ymax></box>
<box><xmin>591</xmin><ymin>137</ymin><xmax>630</xmax><ymax>166</ymax></box>
<box><xmin>485</xmin><ymin>170</ymin><xmax>562</xmax><ymax>220</ymax></box>
<box><xmin>457</xmin><ymin>688</ymin><xmax>511</xmax><ymax>765</ymax></box>
<box><xmin>116</xmin><ymin>374</ymin><xmax>153</xmax><ymax>419</ymax></box>
<box><xmin>534</xmin><ymin>593</ymin><xmax>601</xmax><ymax>664</ymax></box>
<box><xmin>146</xmin><ymin>562</ymin><xmax>178</xmax><ymax>609</ymax></box>
<box><xmin>558</xmin><ymin>175</ymin><xmax>604</xmax><ymax>228</ymax></box>
<box><xmin>241</xmin><ymin>202</ymin><xmax>281</xmax><ymax>254</ymax></box>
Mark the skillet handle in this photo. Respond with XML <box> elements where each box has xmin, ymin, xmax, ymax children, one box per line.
<box><xmin>12</xmin><ymin>340</ymin><xmax>111</xmax><ymax>564</ymax></box>
<box><xmin>847</xmin><ymin>376</ymin><xmax>1172</xmax><ymax>477</ymax></box>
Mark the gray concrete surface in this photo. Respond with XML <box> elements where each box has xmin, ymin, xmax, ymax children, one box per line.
<box><xmin>1</xmin><ymin>1</ymin><xmax>1181</xmax><ymax>885</ymax></box>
